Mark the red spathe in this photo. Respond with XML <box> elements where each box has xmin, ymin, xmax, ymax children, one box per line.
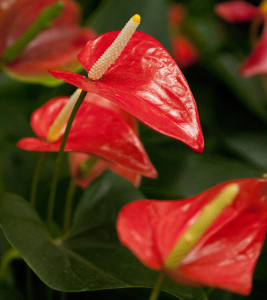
<box><xmin>117</xmin><ymin>178</ymin><xmax>267</xmax><ymax>295</ymax></box>
<box><xmin>17</xmin><ymin>94</ymin><xmax>157</xmax><ymax>178</ymax></box>
<box><xmin>50</xmin><ymin>31</ymin><xmax>204</xmax><ymax>153</ymax></box>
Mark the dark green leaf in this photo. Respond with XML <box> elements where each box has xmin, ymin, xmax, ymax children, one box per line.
<box><xmin>0</xmin><ymin>172</ymin><xmax>206</xmax><ymax>299</ymax></box>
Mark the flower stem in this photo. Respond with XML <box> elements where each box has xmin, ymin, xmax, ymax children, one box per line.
<box><xmin>26</xmin><ymin>265</ymin><xmax>33</xmax><ymax>300</ymax></box>
<box><xmin>63</xmin><ymin>179</ymin><xmax>77</xmax><ymax>234</ymax></box>
<box><xmin>46</xmin><ymin>89</ymin><xmax>87</xmax><ymax>233</ymax></box>
<box><xmin>149</xmin><ymin>272</ymin><xmax>166</xmax><ymax>300</ymax></box>
<box><xmin>1</xmin><ymin>2</ymin><xmax>64</xmax><ymax>62</ymax></box>
<box><xmin>249</xmin><ymin>17</ymin><xmax>262</xmax><ymax>48</ymax></box>
<box><xmin>30</xmin><ymin>152</ymin><xmax>46</xmax><ymax>207</ymax></box>
<box><xmin>0</xmin><ymin>248</ymin><xmax>21</xmax><ymax>281</ymax></box>
<box><xmin>0</xmin><ymin>151</ymin><xmax>5</xmax><ymax>194</ymax></box>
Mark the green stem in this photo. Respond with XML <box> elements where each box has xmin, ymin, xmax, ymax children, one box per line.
<box><xmin>46</xmin><ymin>287</ymin><xmax>53</xmax><ymax>300</ymax></box>
<box><xmin>30</xmin><ymin>152</ymin><xmax>46</xmax><ymax>207</ymax></box>
<box><xmin>0</xmin><ymin>248</ymin><xmax>21</xmax><ymax>281</ymax></box>
<box><xmin>149</xmin><ymin>272</ymin><xmax>166</xmax><ymax>300</ymax></box>
<box><xmin>1</xmin><ymin>2</ymin><xmax>64</xmax><ymax>63</ymax></box>
<box><xmin>47</xmin><ymin>90</ymin><xmax>87</xmax><ymax>232</ymax></box>
<box><xmin>63</xmin><ymin>179</ymin><xmax>77</xmax><ymax>234</ymax></box>
<box><xmin>0</xmin><ymin>150</ymin><xmax>5</xmax><ymax>194</ymax></box>
<box><xmin>26</xmin><ymin>265</ymin><xmax>33</xmax><ymax>300</ymax></box>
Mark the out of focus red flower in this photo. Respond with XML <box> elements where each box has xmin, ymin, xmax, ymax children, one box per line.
<box><xmin>117</xmin><ymin>178</ymin><xmax>267</xmax><ymax>295</ymax></box>
<box><xmin>168</xmin><ymin>3</ymin><xmax>199</xmax><ymax>69</ymax></box>
<box><xmin>172</xmin><ymin>36</ymin><xmax>199</xmax><ymax>69</ymax></box>
<box><xmin>215</xmin><ymin>1</ymin><xmax>267</xmax><ymax>76</ymax></box>
<box><xmin>17</xmin><ymin>92</ymin><xmax>157</xmax><ymax>179</ymax></box>
<box><xmin>68</xmin><ymin>93</ymin><xmax>141</xmax><ymax>188</ymax></box>
<box><xmin>0</xmin><ymin>0</ymin><xmax>95</xmax><ymax>85</ymax></box>
<box><xmin>50</xmin><ymin>29</ymin><xmax>204</xmax><ymax>153</ymax></box>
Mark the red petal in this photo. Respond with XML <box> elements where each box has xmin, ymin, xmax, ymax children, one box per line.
<box><xmin>215</xmin><ymin>1</ymin><xmax>261</xmax><ymax>23</ymax></box>
<box><xmin>84</xmin><ymin>92</ymin><xmax>138</xmax><ymax>133</ymax></box>
<box><xmin>0</xmin><ymin>0</ymin><xmax>80</xmax><ymax>48</ymax></box>
<box><xmin>68</xmin><ymin>152</ymin><xmax>141</xmax><ymax>189</ymax></box>
<box><xmin>1</xmin><ymin>0</ymin><xmax>95</xmax><ymax>81</ymax></box>
<box><xmin>240</xmin><ymin>16</ymin><xmax>267</xmax><ymax>76</ymax></box>
<box><xmin>68</xmin><ymin>95</ymin><xmax>141</xmax><ymax>187</ymax></box>
<box><xmin>168</xmin><ymin>3</ymin><xmax>186</xmax><ymax>27</ymax></box>
<box><xmin>5</xmin><ymin>27</ymin><xmax>95</xmax><ymax>78</ymax></box>
<box><xmin>117</xmin><ymin>178</ymin><xmax>267</xmax><ymax>294</ymax></box>
<box><xmin>17</xmin><ymin>95</ymin><xmax>157</xmax><ymax>178</ymax></box>
<box><xmin>50</xmin><ymin>31</ymin><xmax>204</xmax><ymax>153</ymax></box>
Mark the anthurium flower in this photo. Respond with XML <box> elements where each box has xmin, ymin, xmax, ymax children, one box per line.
<box><xmin>17</xmin><ymin>92</ymin><xmax>157</xmax><ymax>178</ymax></box>
<box><xmin>215</xmin><ymin>1</ymin><xmax>267</xmax><ymax>76</ymax></box>
<box><xmin>49</xmin><ymin>15</ymin><xmax>204</xmax><ymax>153</ymax></box>
<box><xmin>68</xmin><ymin>92</ymin><xmax>141</xmax><ymax>188</ymax></box>
<box><xmin>0</xmin><ymin>0</ymin><xmax>95</xmax><ymax>86</ymax></box>
<box><xmin>117</xmin><ymin>178</ymin><xmax>267</xmax><ymax>295</ymax></box>
<box><xmin>168</xmin><ymin>3</ymin><xmax>199</xmax><ymax>69</ymax></box>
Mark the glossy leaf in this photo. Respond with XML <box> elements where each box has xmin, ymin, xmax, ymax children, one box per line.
<box><xmin>0</xmin><ymin>172</ymin><xmax>207</xmax><ymax>299</ymax></box>
<box><xmin>17</xmin><ymin>94</ymin><xmax>157</xmax><ymax>178</ymax></box>
<box><xmin>50</xmin><ymin>31</ymin><xmax>204</xmax><ymax>153</ymax></box>
<box><xmin>117</xmin><ymin>178</ymin><xmax>267</xmax><ymax>295</ymax></box>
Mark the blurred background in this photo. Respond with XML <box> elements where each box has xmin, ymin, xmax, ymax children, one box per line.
<box><xmin>1</xmin><ymin>0</ymin><xmax>267</xmax><ymax>299</ymax></box>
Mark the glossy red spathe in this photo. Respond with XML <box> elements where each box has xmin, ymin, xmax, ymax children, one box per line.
<box><xmin>17</xmin><ymin>93</ymin><xmax>157</xmax><ymax>178</ymax></box>
<box><xmin>0</xmin><ymin>0</ymin><xmax>95</xmax><ymax>85</ymax></box>
<box><xmin>117</xmin><ymin>178</ymin><xmax>267</xmax><ymax>295</ymax></box>
<box><xmin>50</xmin><ymin>31</ymin><xmax>204</xmax><ymax>153</ymax></box>
<box><xmin>68</xmin><ymin>92</ymin><xmax>141</xmax><ymax>188</ymax></box>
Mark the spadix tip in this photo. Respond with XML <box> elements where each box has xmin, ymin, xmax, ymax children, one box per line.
<box><xmin>132</xmin><ymin>14</ymin><xmax>141</xmax><ymax>23</ymax></box>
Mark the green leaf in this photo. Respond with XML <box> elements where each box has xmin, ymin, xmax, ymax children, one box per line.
<box><xmin>0</xmin><ymin>171</ymin><xmax>206</xmax><ymax>299</ymax></box>
<box><xmin>222</xmin><ymin>132</ymin><xmax>267</xmax><ymax>170</ymax></box>
<box><xmin>3</xmin><ymin>64</ymin><xmax>85</xmax><ymax>87</ymax></box>
<box><xmin>170</xmin><ymin>153</ymin><xmax>264</xmax><ymax>198</ymax></box>
<box><xmin>89</xmin><ymin>0</ymin><xmax>171</xmax><ymax>52</ymax></box>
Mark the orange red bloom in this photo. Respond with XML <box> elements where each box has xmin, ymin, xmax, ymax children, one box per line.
<box><xmin>17</xmin><ymin>92</ymin><xmax>157</xmax><ymax>179</ymax></box>
<box><xmin>117</xmin><ymin>178</ymin><xmax>267</xmax><ymax>295</ymax></box>
<box><xmin>50</xmin><ymin>30</ymin><xmax>204</xmax><ymax>153</ymax></box>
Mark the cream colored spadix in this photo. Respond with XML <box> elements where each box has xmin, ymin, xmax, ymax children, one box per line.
<box><xmin>88</xmin><ymin>14</ymin><xmax>141</xmax><ymax>80</ymax></box>
<box><xmin>164</xmin><ymin>183</ymin><xmax>240</xmax><ymax>269</ymax></box>
<box><xmin>47</xmin><ymin>89</ymin><xmax>82</xmax><ymax>142</ymax></box>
